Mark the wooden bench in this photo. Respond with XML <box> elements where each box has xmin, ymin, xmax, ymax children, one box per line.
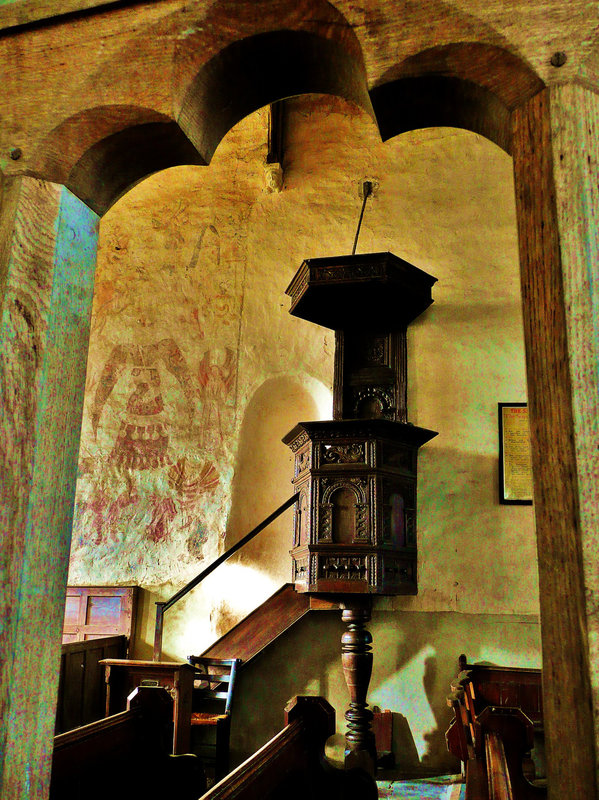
<box><xmin>100</xmin><ymin>658</ymin><xmax>196</xmax><ymax>754</ymax></box>
<box><xmin>446</xmin><ymin>655</ymin><xmax>546</xmax><ymax>800</ymax></box>
<box><xmin>200</xmin><ymin>695</ymin><xmax>378</xmax><ymax>800</ymax></box>
<box><xmin>51</xmin><ymin>685</ymin><xmax>205</xmax><ymax>800</ymax></box>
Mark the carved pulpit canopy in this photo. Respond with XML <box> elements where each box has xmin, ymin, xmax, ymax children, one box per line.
<box><xmin>284</xmin><ymin>251</ymin><xmax>438</xmax><ymax>596</ymax></box>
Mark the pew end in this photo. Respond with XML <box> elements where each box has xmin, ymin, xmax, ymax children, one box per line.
<box><xmin>51</xmin><ymin>685</ymin><xmax>206</xmax><ymax>800</ymax></box>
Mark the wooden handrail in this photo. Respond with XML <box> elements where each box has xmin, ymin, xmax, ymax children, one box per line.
<box><xmin>153</xmin><ymin>493</ymin><xmax>299</xmax><ymax>660</ymax></box>
<box><xmin>485</xmin><ymin>731</ymin><xmax>513</xmax><ymax>800</ymax></box>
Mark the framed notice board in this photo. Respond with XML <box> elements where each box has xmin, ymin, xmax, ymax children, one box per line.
<box><xmin>498</xmin><ymin>403</ymin><xmax>533</xmax><ymax>505</ymax></box>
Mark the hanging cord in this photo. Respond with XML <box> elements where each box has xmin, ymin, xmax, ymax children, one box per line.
<box><xmin>351</xmin><ymin>180</ymin><xmax>373</xmax><ymax>255</ymax></box>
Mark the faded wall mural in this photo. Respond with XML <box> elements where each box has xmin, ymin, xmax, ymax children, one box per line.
<box><xmin>71</xmin><ymin>190</ymin><xmax>247</xmax><ymax>585</ymax></box>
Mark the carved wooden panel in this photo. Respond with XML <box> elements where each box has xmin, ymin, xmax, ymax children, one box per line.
<box><xmin>284</xmin><ymin>419</ymin><xmax>435</xmax><ymax>594</ymax></box>
<box><xmin>337</xmin><ymin>329</ymin><xmax>407</xmax><ymax>423</ymax></box>
<box><xmin>284</xmin><ymin>253</ymin><xmax>436</xmax><ymax>596</ymax></box>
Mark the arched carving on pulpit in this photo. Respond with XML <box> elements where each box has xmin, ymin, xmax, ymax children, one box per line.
<box><xmin>319</xmin><ymin>478</ymin><xmax>369</xmax><ymax>544</ymax></box>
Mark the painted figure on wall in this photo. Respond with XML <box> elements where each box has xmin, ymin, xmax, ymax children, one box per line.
<box><xmin>198</xmin><ymin>346</ymin><xmax>236</xmax><ymax>448</ymax></box>
<box><xmin>70</xmin><ymin>175</ymin><xmax>247</xmax><ymax>585</ymax></box>
<box><xmin>90</xmin><ymin>338</ymin><xmax>195</xmax><ymax>469</ymax></box>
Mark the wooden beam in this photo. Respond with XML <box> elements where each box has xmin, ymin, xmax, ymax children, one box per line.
<box><xmin>0</xmin><ymin>0</ymin><xmax>163</xmax><ymax>36</ymax></box>
<box><xmin>512</xmin><ymin>85</ymin><xmax>599</xmax><ymax>800</ymax></box>
<box><xmin>267</xmin><ymin>100</ymin><xmax>285</xmax><ymax>165</ymax></box>
<box><xmin>0</xmin><ymin>177</ymin><xmax>98</xmax><ymax>799</ymax></box>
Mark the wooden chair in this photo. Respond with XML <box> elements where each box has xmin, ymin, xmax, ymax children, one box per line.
<box><xmin>187</xmin><ymin>656</ymin><xmax>241</xmax><ymax>782</ymax></box>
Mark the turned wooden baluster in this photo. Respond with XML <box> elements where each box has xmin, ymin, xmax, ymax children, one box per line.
<box><xmin>341</xmin><ymin>598</ymin><xmax>377</xmax><ymax>774</ymax></box>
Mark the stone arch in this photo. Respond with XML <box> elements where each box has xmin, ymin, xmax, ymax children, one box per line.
<box><xmin>174</xmin><ymin>0</ymin><xmax>374</xmax><ymax>163</ymax></box>
<box><xmin>30</xmin><ymin>105</ymin><xmax>204</xmax><ymax>216</ymax></box>
<box><xmin>371</xmin><ymin>42</ymin><xmax>544</xmax><ymax>153</ymax></box>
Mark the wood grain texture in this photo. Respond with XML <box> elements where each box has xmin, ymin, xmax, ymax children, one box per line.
<box><xmin>0</xmin><ymin>0</ymin><xmax>134</xmax><ymax>34</ymax></box>
<box><xmin>201</xmin><ymin>584</ymin><xmax>310</xmax><ymax>665</ymax></box>
<box><xmin>547</xmin><ymin>81</ymin><xmax>599</xmax><ymax>775</ymax></box>
<box><xmin>0</xmin><ymin>177</ymin><xmax>98</xmax><ymax>799</ymax></box>
<box><xmin>3</xmin><ymin>0</ymin><xmax>597</xmax><ymax>189</ymax></box>
<box><xmin>512</xmin><ymin>88</ymin><xmax>598</xmax><ymax>800</ymax></box>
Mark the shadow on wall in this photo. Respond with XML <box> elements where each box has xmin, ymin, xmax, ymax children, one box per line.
<box><xmin>368</xmin><ymin>609</ymin><xmax>541</xmax><ymax>776</ymax></box>
<box><xmin>229</xmin><ymin>610</ymin><xmax>342</xmax><ymax>768</ymax></box>
<box><xmin>228</xmin><ymin>608</ymin><xmax>541</xmax><ymax>776</ymax></box>
<box><xmin>212</xmin><ymin>374</ymin><xmax>331</xmax><ymax>639</ymax></box>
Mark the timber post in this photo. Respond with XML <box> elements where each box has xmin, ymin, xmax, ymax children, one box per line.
<box><xmin>511</xmin><ymin>83</ymin><xmax>599</xmax><ymax>799</ymax></box>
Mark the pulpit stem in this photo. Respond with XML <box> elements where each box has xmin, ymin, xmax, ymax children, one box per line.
<box><xmin>340</xmin><ymin>597</ymin><xmax>376</xmax><ymax>775</ymax></box>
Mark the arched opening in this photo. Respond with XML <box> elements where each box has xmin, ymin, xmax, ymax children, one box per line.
<box><xmin>173</xmin><ymin>0</ymin><xmax>373</xmax><ymax>162</ymax></box>
<box><xmin>330</xmin><ymin>486</ymin><xmax>357</xmax><ymax>544</ymax></box>
<box><xmin>177</xmin><ymin>29</ymin><xmax>374</xmax><ymax>162</ymax></box>
<box><xmin>371</xmin><ymin>42</ymin><xmax>544</xmax><ymax>153</ymax></box>
<box><xmin>32</xmin><ymin>106</ymin><xmax>205</xmax><ymax>216</ymax></box>
<box><xmin>6</xmin><ymin>10</ymin><xmax>586</xmax><ymax>789</ymax></box>
<box><xmin>58</xmin><ymin>84</ymin><xmax>537</xmax><ymax>770</ymax></box>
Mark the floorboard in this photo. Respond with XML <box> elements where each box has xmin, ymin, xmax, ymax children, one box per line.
<box><xmin>377</xmin><ymin>775</ymin><xmax>465</xmax><ymax>799</ymax></box>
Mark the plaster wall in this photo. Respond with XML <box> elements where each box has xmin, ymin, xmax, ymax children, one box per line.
<box><xmin>69</xmin><ymin>94</ymin><xmax>539</xmax><ymax>767</ymax></box>
<box><xmin>231</xmin><ymin>610</ymin><xmax>541</xmax><ymax>771</ymax></box>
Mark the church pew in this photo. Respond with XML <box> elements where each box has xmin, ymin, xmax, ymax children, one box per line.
<box><xmin>479</xmin><ymin>707</ymin><xmax>546</xmax><ymax>800</ymax></box>
<box><xmin>200</xmin><ymin>695</ymin><xmax>377</xmax><ymax>800</ymax></box>
<box><xmin>455</xmin><ymin>654</ymin><xmax>543</xmax><ymax>730</ymax></box>
<box><xmin>50</xmin><ymin>685</ymin><xmax>205</xmax><ymax>800</ymax></box>
<box><xmin>446</xmin><ymin>655</ymin><xmax>547</xmax><ymax>800</ymax></box>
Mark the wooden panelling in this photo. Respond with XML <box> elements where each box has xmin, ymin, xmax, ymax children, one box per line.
<box><xmin>62</xmin><ymin>586</ymin><xmax>137</xmax><ymax>643</ymax></box>
<box><xmin>55</xmin><ymin>635</ymin><xmax>127</xmax><ymax>734</ymax></box>
<box><xmin>50</xmin><ymin>686</ymin><xmax>205</xmax><ymax>800</ymax></box>
<box><xmin>200</xmin><ymin>696</ymin><xmax>377</xmax><ymax>800</ymax></box>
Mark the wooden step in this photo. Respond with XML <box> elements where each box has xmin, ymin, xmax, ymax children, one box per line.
<box><xmin>201</xmin><ymin>584</ymin><xmax>311</xmax><ymax>665</ymax></box>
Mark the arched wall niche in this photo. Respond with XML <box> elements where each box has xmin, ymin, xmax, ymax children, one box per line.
<box><xmin>225</xmin><ymin>373</ymin><xmax>330</xmax><ymax>558</ymax></box>
<box><xmin>207</xmin><ymin>374</ymin><xmax>331</xmax><ymax>639</ymax></box>
<box><xmin>371</xmin><ymin>42</ymin><xmax>544</xmax><ymax>153</ymax></box>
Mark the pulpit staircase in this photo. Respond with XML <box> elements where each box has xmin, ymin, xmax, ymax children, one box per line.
<box><xmin>152</xmin><ymin>492</ymin><xmax>327</xmax><ymax>663</ymax></box>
